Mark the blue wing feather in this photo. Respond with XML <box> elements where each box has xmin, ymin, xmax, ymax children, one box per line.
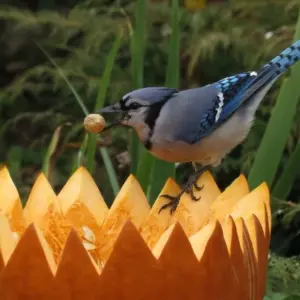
<box><xmin>193</xmin><ymin>72</ymin><xmax>256</xmax><ymax>140</ymax></box>
<box><xmin>195</xmin><ymin>40</ymin><xmax>300</xmax><ymax>141</ymax></box>
<box><xmin>191</xmin><ymin>67</ymin><xmax>277</xmax><ymax>142</ymax></box>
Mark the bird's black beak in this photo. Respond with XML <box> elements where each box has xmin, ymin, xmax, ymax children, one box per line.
<box><xmin>98</xmin><ymin>103</ymin><xmax>122</xmax><ymax>114</ymax></box>
<box><xmin>97</xmin><ymin>103</ymin><xmax>125</xmax><ymax>132</ymax></box>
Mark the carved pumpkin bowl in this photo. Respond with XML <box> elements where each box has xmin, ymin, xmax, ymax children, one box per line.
<box><xmin>0</xmin><ymin>166</ymin><xmax>271</xmax><ymax>300</ymax></box>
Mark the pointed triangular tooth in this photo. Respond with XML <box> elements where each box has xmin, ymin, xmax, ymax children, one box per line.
<box><xmin>58</xmin><ymin>229</ymin><xmax>100</xmax><ymax>273</ymax></box>
<box><xmin>98</xmin><ymin>220</ymin><xmax>164</xmax><ymax>300</ymax></box>
<box><xmin>99</xmin><ymin>174</ymin><xmax>150</xmax><ymax>262</ymax></box>
<box><xmin>58</xmin><ymin>166</ymin><xmax>108</xmax><ymax>227</ymax></box>
<box><xmin>239</xmin><ymin>215</ymin><xmax>265</xmax><ymax>264</ymax></box>
<box><xmin>221</xmin><ymin>216</ymin><xmax>249</xmax><ymax>299</ymax></box>
<box><xmin>0</xmin><ymin>166</ymin><xmax>25</xmax><ymax>233</ymax></box>
<box><xmin>243</xmin><ymin>215</ymin><xmax>268</xmax><ymax>300</ymax></box>
<box><xmin>0</xmin><ymin>215</ymin><xmax>18</xmax><ymax>264</ymax></box>
<box><xmin>152</xmin><ymin>224</ymin><xmax>175</xmax><ymax>258</ymax></box>
<box><xmin>57</xmin><ymin>167</ymin><xmax>108</xmax><ymax>264</ymax></box>
<box><xmin>184</xmin><ymin>174</ymin><xmax>248</xmax><ymax>234</ymax></box>
<box><xmin>157</xmin><ymin>222</ymin><xmax>199</xmax><ymax>300</ymax></box>
<box><xmin>172</xmin><ymin>171</ymin><xmax>221</xmax><ymax>236</ymax></box>
<box><xmin>189</xmin><ymin>221</ymin><xmax>216</xmax><ymax>260</ymax></box>
<box><xmin>192</xmin><ymin>221</ymin><xmax>239</xmax><ymax>300</ymax></box>
<box><xmin>205</xmin><ymin>174</ymin><xmax>250</xmax><ymax>224</ymax></box>
<box><xmin>54</xmin><ymin>201</ymin><xmax>103</xmax><ymax>265</ymax></box>
<box><xmin>234</xmin><ymin>218</ymin><xmax>258</xmax><ymax>300</ymax></box>
<box><xmin>221</xmin><ymin>216</ymin><xmax>234</xmax><ymax>249</ymax></box>
<box><xmin>0</xmin><ymin>166</ymin><xmax>19</xmax><ymax>213</ymax></box>
<box><xmin>22</xmin><ymin>171</ymin><xmax>68</xmax><ymax>264</ymax></box>
<box><xmin>141</xmin><ymin>178</ymin><xmax>181</xmax><ymax>249</ymax></box>
<box><xmin>0</xmin><ymin>224</ymin><xmax>55</xmax><ymax>299</ymax></box>
<box><xmin>23</xmin><ymin>172</ymin><xmax>58</xmax><ymax>228</ymax></box>
<box><xmin>50</xmin><ymin>229</ymin><xmax>100</xmax><ymax>299</ymax></box>
<box><xmin>230</xmin><ymin>182</ymin><xmax>270</xmax><ymax>238</ymax></box>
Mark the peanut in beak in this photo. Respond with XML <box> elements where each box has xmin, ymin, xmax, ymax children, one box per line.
<box><xmin>83</xmin><ymin>114</ymin><xmax>106</xmax><ymax>134</ymax></box>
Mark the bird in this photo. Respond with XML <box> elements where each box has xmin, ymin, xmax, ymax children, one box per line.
<box><xmin>98</xmin><ymin>40</ymin><xmax>300</xmax><ymax>213</ymax></box>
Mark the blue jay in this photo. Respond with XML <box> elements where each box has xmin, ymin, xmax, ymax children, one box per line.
<box><xmin>98</xmin><ymin>40</ymin><xmax>300</xmax><ymax>213</ymax></box>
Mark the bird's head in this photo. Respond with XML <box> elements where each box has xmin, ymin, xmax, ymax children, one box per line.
<box><xmin>98</xmin><ymin>87</ymin><xmax>177</xmax><ymax>141</ymax></box>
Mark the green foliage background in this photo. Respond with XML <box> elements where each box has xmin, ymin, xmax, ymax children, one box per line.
<box><xmin>0</xmin><ymin>0</ymin><xmax>300</xmax><ymax>298</ymax></box>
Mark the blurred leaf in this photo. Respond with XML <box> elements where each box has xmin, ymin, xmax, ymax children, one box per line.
<box><xmin>248</xmin><ymin>6</ymin><xmax>300</xmax><ymax>189</ymax></box>
<box><xmin>147</xmin><ymin>0</ymin><xmax>179</xmax><ymax>204</ymax></box>
<box><xmin>273</xmin><ymin>142</ymin><xmax>300</xmax><ymax>199</ymax></box>
<box><xmin>6</xmin><ymin>146</ymin><xmax>22</xmax><ymax>180</ymax></box>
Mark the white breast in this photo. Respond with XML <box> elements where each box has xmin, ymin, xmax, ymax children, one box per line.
<box><xmin>148</xmin><ymin>108</ymin><xmax>253</xmax><ymax>165</ymax></box>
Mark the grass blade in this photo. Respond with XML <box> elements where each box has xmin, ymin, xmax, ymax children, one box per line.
<box><xmin>99</xmin><ymin>147</ymin><xmax>120</xmax><ymax>196</ymax></box>
<box><xmin>130</xmin><ymin>0</ymin><xmax>147</xmax><ymax>174</ymax></box>
<box><xmin>147</xmin><ymin>0</ymin><xmax>179</xmax><ymax>203</ymax></box>
<box><xmin>36</xmin><ymin>42</ymin><xmax>89</xmax><ymax>116</ymax></box>
<box><xmin>86</xmin><ymin>32</ymin><xmax>122</xmax><ymax>175</ymax></box>
<box><xmin>272</xmin><ymin>142</ymin><xmax>300</xmax><ymax>200</ymax></box>
<box><xmin>248</xmin><ymin>8</ymin><xmax>300</xmax><ymax>189</ymax></box>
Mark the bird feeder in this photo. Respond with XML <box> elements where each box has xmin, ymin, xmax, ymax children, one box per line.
<box><xmin>0</xmin><ymin>166</ymin><xmax>271</xmax><ymax>299</ymax></box>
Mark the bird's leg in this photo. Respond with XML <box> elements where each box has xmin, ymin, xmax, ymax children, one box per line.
<box><xmin>191</xmin><ymin>162</ymin><xmax>205</xmax><ymax>191</ymax></box>
<box><xmin>187</xmin><ymin>164</ymin><xmax>211</xmax><ymax>200</ymax></box>
<box><xmin>159</xmin><ymin>164</ymin><xmax>211</xmax><ymax>214</ymax></box>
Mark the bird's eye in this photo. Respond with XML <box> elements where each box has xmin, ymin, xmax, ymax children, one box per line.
<box><xmin>129</xmin><ymin>102</ymin><xmax>141</xmax><ymax>109</ymax></box>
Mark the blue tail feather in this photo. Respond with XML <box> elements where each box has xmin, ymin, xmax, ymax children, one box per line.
<box><xmin>264</xmin><ymin>40</ymin><xmax>300</xmax><ymax>74</ymax></box>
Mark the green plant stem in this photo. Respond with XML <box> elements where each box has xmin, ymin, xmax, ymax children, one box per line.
<box><xmin>130</xmin><ymin>0</ymin><xmax>147</xmax><ymax>174</ymax></box>
<box><xmin>86</xmin><ymin>32</ymin><xmax>122</xmax><ymax>175</ymax></box>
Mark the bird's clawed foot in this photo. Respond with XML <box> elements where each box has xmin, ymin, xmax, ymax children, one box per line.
<box><xmin>159</xmin><ymin>166</ymin><xmax>210</xmax><ymax>214</ymax></box>
<box><xmin>158</xmin><ymin>191</ymin><xmax>185</xmax><ymax>215</ymax></box>
<box><xmin>193</xmin><ymin>181</ymin><xmax>204</xmax><ymax>191</ymax></box>
<box><xmin>159</xmin><ymin>181</ymin><xmax>201</xmax><ymax>214</ymax></box>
